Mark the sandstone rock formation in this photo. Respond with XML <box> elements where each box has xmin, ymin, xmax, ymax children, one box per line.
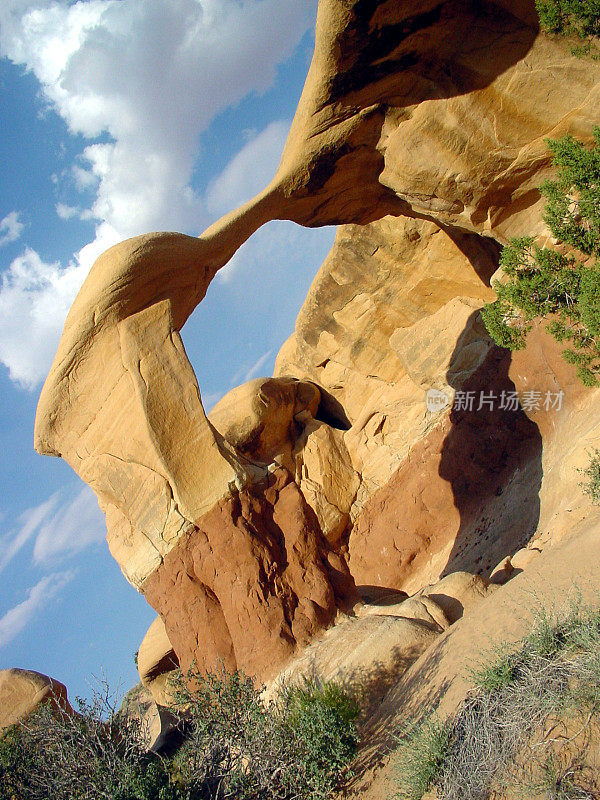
<box><xmin>346</xmin><ymin>515</ymin><xmax>600</xmax><ymax>800</ymax></box>
<box><xmin>270</xmin><ymin>613</ymin><xmax>440</xmax><ymax>713</ymax></box>
<box><xmin>137</xmin><ymin>617</ymin><xmax>179</xmax><ymax>707</ymax></box>
<box><xmin>35</xmin><ymin>0</ymin><xmax>600</xmax><ymax>685</ymax></box>
<box><xmin>267</xmin><ymin>570</ymin><xmax>496</xmax><ymax>711</ymax></box>
<box><xmin>119</xmin><ymin>682</ymin><xmax>179</xmax><ymax>753</ymax></box>
<box><xmin>0</xmin><ymin>669</ymin><xmax>71</xmax><ymax>731</ymax></box>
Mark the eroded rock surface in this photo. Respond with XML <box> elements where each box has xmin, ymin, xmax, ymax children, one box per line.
<box><xmin>119</xmin><ymin>682</ymin><xmax>179</xmax><ymax>753</ymax></box>
<box><xmin>0</xmin><ymin>669</ymin><xmax>71</xmax><ymax>731</ymax></box>
<box><xmin>142</xmin><ymin>467</ymin><xmax>356</xmax><ymax>679</ymax></box>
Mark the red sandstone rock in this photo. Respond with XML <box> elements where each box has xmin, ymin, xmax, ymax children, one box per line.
<box><xmin>142</xmin><ymin>468</ymin><xmax>356</xmax><ymax>680</ymax></box>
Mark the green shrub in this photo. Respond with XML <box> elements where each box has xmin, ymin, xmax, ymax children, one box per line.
<box><xmin>482</xmin><ymin>128</ymin><xmax>600</xmax><ymax>387</ymax></box>
<box><xmin>394</xmin><ymin>717</ymin><xmax>450</xmax><ymax>800</ymax></box>
<box><xmin>0</xmin><ymin>684</ymin><xmax>180</xmax><ymax>800</ymax></box>
<box><xmin>536</xmin><ymin>0</ymin><xmax>600</xmax><ymax>38</ymax></box>
<box><xmin>0</xmin><ymin>668</ymin><xmax>359</xmax><ymax>800</ymax></box>
<box><xmin>579</xmin><ymin>447</ymin><xmax>600</xmax><ymax>504</ymax></box>
<box><xmin>536</xmin><ymin>0</ymin><xmax>600</xmax><ymax>57</ymax></box>
<box><xmin>471</xmin><ymin>642</ymin><xmax>523</xmax><ymax>694</ymax></box>
<box><xmin>172</xmin><ymin>666</ymin><xmax>360</xmax><ymax>800</ymax></box>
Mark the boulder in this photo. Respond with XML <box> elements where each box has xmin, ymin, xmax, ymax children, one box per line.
<box><xmin>489</xmin><ymin>556</ymin><xmax>514</xmax><ymax>586</ymax></box>
<box><xmin>269</xmin><ymin>613</ymin><xmax>440</xmax><ymax>712</ymax></box>
<box><xmin>208</xmin><ymin>376</ymin><xmax>320</xmax><ymax>467</ymax></box>
<box><xmin>119</xmin><ymin>682</ymin><xmax>179</xmax><ymax>753</ymax></box>
<box><xmin>419</xmin><ymin>572</ymin><xmax>497</xmax><ymax>625</ymax></box>
<box><xmin>0</xmin><ymin>669</ymin><xmax>71</xmax><ymax>731</ymax></box>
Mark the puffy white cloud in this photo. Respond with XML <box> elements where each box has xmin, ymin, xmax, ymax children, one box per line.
<box><xmin>55</xmin><ymin>203</ymin><xmax>80</xmax><ymax>220</ymax></box>
<box><xmin>0</xmin><ymin>249</ymin><xmax>87</xmax><ymax>388</ymax></box>
<box><xmin>206</xmin><ymin>120</ymin><xmax>290</xmax><ymax>216</ymax></box>
<box><xmin>0</xmin><ymin>572</ymin><xmax>74</xmax><ymax>648</ymax></box>
<box><xmin>0</xmin><ymin>1</ymin><xmax>318</xmax><ymax>389</ymax></box>
<box><xmin>1</xmin><ymin>0</ymin><xmax>316</xmax><ymax>240</ymax></box>
<box><xmin>0</xmin><ymin>211</ymin><xmax>25</xmax><ymax>246</ymax></box>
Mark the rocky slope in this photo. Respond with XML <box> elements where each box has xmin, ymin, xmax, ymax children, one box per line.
<box><xmin>33</xmin><ymin>0</ymin><xmax>600</xmax><ymax>754</ymax></box>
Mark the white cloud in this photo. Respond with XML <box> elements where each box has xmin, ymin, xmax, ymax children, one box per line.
<box><xmin>229</xmin><ymin>349</ymin><xmax>273</xmax><ymax>388</ymax></box>
<box><xmin>0</xmin><ymin>493</ymin><xmax>60</xmax><ymax>573</ymax></box>
<box><xmin>245</xmin><ymin>349</ymin><xmax>274</xmax><ymax>381</ymax></box>
<box><xmin>0</xmin><ymin>249</ymin><xmax>87</xmax><ymax>388</ymax></box>
<box><xmin>0</xmin><ymin>0</ymin><xmax>317</xmax><ymax>390</ymax></box>
<box><xmin>0</xmin><ymin>486</ymin><xmax>105</xmax><ymax>574</ymax></box>
<box><xmin>1</xmin><ymin>0</ymin><xmax>316</xmax><ymax>240</ymax></box>
<box><xmin>0</xmin><ymin>211</ymin><xmax>25</xmax><ymax>246</ymax></box>
<box><xmin>0</xmin><ymin>572</ymin><xmax>74</xmax><ymax>648</ymax></box>
<box><xmin>33</xmin><ymin>486</ymin><xmax>105</xmax><ymax>565</ymax></box>
<box><xmin>206</xmin><ymin>120</ymin><xmax>290</xmax><ymax>216</ymax></box>
<box><xmin>56</xmin><ymin>202</ymin><xmax>80</xmax><ymax>220</ymax></box>
<box><xmin>72</xmin><ymin>163</ymin><xmax>98</xmax><ymax>191</ymax></box>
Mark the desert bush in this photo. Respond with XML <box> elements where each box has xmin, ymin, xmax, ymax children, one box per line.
<box><xmin>172</xmin><ymin>666</ymin><xmax>360</xmax><ymax>800</ymax></box>
<box><xmin>536</xmin><ymin>0</ymin><xmax>600</xmax><ymax>38</ymax></box>
<box><xmin>393</xmin><ymin>601</ymin><xmax>600</xmax><ymax>800</ymax></box>
<box><xmin>482</xmin><ymin>128</ymin><xmax>600</xmax><ymax>387</ymax></box>
<box><xmin>0</xmin><ymin>679</ymin><xmax>180</xmax><ymax>800</ymax></box>
<box><xmin>579</xmin><ymin>447</ymin><xmax>600</xmax><ymax>504</ymax></box>
<box><xmin>536</xmin><ymin>0</ymin><xmax>600</xmax><ymax>58</ymax></box>
<box><xmin>0</xmin><ymin>667</ymin><xmax>359</xmax><ymax>800</ymax></box>
<box><xmin>394</xmin><ymin>717</ymin><xmax>450</xmax><ymax>800</ymax></box>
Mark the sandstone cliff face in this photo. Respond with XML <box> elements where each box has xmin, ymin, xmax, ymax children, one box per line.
<box><xmin>35</xmin><ymin>0</ymin><xmax>600</xmax><ymax>683</ymax></box>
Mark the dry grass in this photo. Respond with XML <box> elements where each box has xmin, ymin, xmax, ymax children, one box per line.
<box><xmin>394</xmin><ymin>601</ymin><xmax>600</xmax><ymax>800</ymax></box>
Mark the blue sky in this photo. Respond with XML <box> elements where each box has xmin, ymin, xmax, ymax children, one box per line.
<box><xmin>0</xmin><ymin>0</ymin><xmax>335</xmax><ymax>703</ymax></box>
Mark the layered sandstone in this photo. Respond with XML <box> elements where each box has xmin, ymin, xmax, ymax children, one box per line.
<box><xmin>35</xmin><ymin>0</ymin><xmax>600</xmax><ymax>684</ymax></box>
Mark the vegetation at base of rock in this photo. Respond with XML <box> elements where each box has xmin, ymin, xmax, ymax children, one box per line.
<box><xmin>536</xmin><ymin>0</ymin><xmax>600</xmax><ymax>57</ymax></box>
<box><xmin>394</xmin><ymin>717</ymin><xmax>450</xmax><ymax>800</ymax></box>
<box><xmin>482</xmin><ymin>127</ymin><xmax>600</xmax><ymax>387</ymax></box>
<box><xmin>0</xmin><ymin>668</ymin><xmax>359</xmax><ymax>800</ymax></box>
<box><xmin>0</xmin><ymin>680</ymin><xmax>171</xmax><ymax>800</ymax></box>
<box><xmin>393</xmin><ymin>601</ymin><xmax>600</xmax><ymax>800</ymax></box>
<box><xmin>172</xmin><ymin>667</ymin><xmax>359</xmax><ymax>800</ymax></box>
<box><xmin>579</xmin><ymin>447</ymin><xmax>600</xmax><ymax>504</ymax></box>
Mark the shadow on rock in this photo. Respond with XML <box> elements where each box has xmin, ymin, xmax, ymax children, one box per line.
<box><xmin>439</xmin><ymin>317</ymin><xmax>543</xmax><ymax>578</ymax></box>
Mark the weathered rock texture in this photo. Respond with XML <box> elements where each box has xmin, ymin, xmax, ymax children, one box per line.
<box><xmin>119</xmin><ymin>682</ymin><xmax>179</xmax><ymax>753</ymax></box>
<box><xmin>137</xmin><ymin>617</ymin><xmax>179</xmax><ymax>707</ymax></box>
<box><xmin>35</xmin><ymin>0</ymin><xmax>600</xmax><ymax>682</ymax></box>
<box><xmin>0</xmin><ymin>669</ymin><xmax>71</xmax><ymax>731</ymax></box>
<box><xmin>268</xmin><ymin>570</ymin><xmax>496</xmax><ymax>710</ymax></box>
